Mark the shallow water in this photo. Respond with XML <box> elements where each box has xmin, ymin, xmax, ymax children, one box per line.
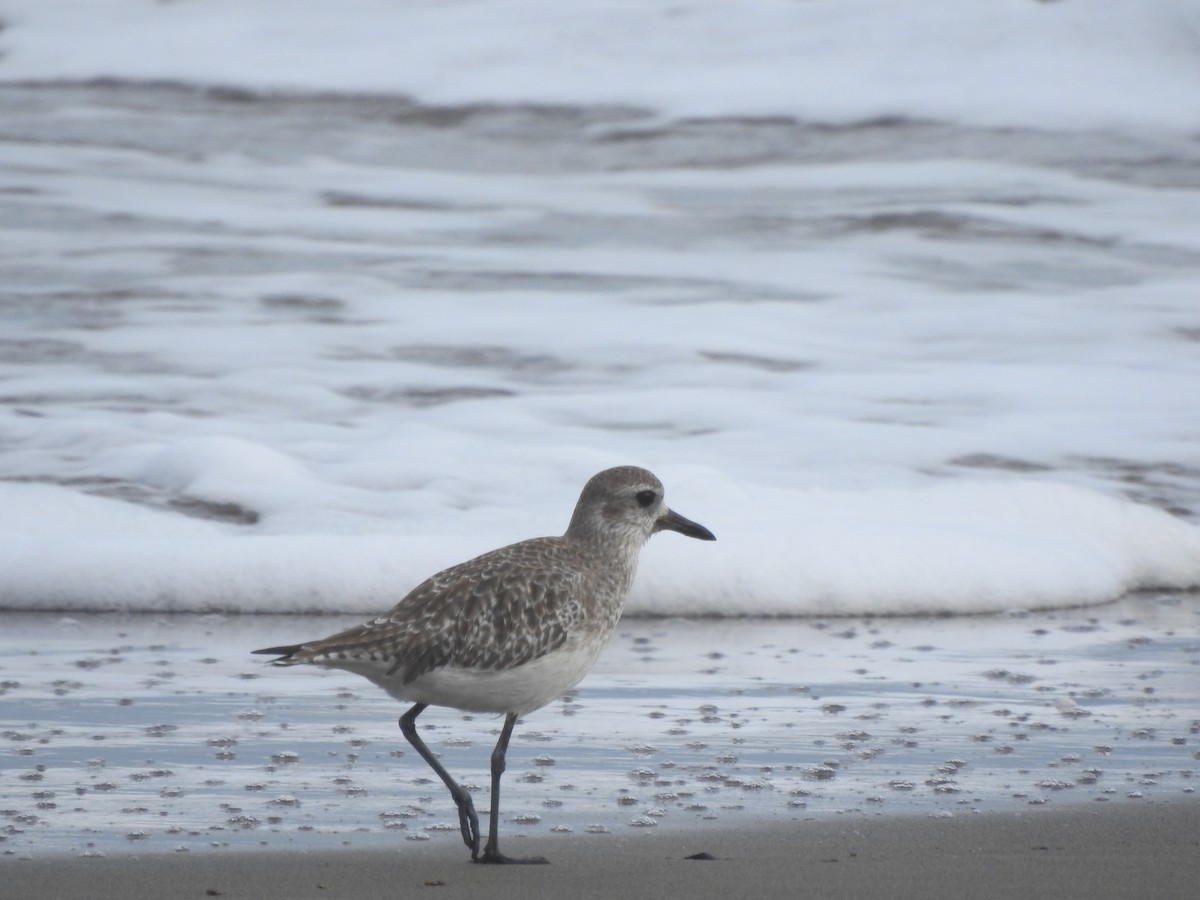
<box><xmin>2</xmin><ymin>594</ymin><xmax>1195</xmax><ymax>857</ymax></box>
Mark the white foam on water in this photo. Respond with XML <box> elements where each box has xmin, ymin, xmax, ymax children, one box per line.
<box><xmin>1</xmin><ymin>4</ymin><xmax>1199</xmax><ymax>617</ymax></box>
<box><xmin>1</xmin><ymin>0</ymin><xmax>1197</xmax><ymax>132</ymax></box>
<box><xmin>2</xmin><ymin>475</ymin><xmax>1198</xmax><ymax>616</ymax></box>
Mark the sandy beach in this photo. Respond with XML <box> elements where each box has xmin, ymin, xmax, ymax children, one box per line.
<box><xmin>5</xmin><ymin>801</ymin><xmax>1198</xmax><ymax>900</ymax></box>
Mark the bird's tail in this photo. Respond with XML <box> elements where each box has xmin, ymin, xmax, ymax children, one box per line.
<box><xmin>252</xmin><ymin>644</ymin><xmax>305</xmax><ymax>664</ymax></box>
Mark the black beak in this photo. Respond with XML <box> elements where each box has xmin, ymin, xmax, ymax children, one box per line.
<box><xmin>656</xmin><ymin>508</ymin><xmax>716</xmax><ymax>541</ymax></box>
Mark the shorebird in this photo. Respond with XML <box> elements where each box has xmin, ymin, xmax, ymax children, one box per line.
<box><xmin>254</xmin><ymin>466</ymin><xmax>715</xmax><ymax>864</ymax></box>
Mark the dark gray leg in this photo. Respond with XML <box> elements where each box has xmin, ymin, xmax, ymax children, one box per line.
<box><xmin>399</xmin><ymin>703</ymin><xmax>480</xmax><ymax>858</ymax></box>
<box><xmin>477</xmin><ymin>712</ymin><xmax>549</xmax><ymax>864</ymax></box>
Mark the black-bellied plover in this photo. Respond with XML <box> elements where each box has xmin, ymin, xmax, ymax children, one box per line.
<box><xmin>254</xmin><ymin>466</ymin><xmax>715</xmax><ymax>864</ymax></box>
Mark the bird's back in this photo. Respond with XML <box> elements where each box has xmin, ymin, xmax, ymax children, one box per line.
<box><xmin>267</xmin><ymin>533</ymin><xmax>635</xmax><ymax>691</ymax></box>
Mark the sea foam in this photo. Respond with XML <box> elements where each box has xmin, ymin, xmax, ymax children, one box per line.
<box><xmin>3</xmin><ymin>473</ymin><xmax>1197</xmax><ymax>616</ymax></box>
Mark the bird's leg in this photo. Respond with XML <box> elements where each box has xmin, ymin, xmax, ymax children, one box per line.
<box><xmin>477</xmin><ymin>712</ymin><xmax>549</xmax><ymax>864</ymax></box>
<box><xmin>399</xmin><ymin>703</ymin><xmax>481</xmax><ymax>859</ymax></box>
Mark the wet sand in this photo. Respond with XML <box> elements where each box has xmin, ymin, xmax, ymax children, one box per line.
<box><xmin>5</xmin><ymin>801</ymin><xmax>1198</xmax><ymax>900</ymax></box>
<box><xmin>2</xmin><ymin>603</ymin><xmax>1198</xmax><ymax>858</ymax></box>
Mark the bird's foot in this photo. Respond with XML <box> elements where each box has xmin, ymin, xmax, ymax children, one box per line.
<box><xmin>453</xmin><ymin>794</ymin><xmax>480</xmax><ymax>856</ymax></box>
<box><xmin>473</xmin><ymin>853</ymin><xmax>550</xmax><ymax>865</ymax></box>
<box><xmin>474</xmin><ymin>844</ymin><xmax>549</xmax><ymax>865</ymax></box>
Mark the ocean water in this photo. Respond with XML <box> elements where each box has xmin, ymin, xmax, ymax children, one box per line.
<box><xmin>1</xmin><ymin>0</ymin><xmax>1199</xmax><ymax>857</ymax></box>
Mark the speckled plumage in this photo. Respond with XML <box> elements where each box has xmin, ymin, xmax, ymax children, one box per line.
<box><xmin>254</xmin><ymin>465</ymin><xmax>715</xmax><ymax>863</ymax></box>
<box><xmin>277</xmin><ymin>535</ymin><xmax>630</xmax><ymax>713</ymax></box>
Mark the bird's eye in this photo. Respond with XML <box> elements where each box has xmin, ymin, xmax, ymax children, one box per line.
<box><xmin>635</xmin><ymin>489</ymin><xmax>657</xmax><ymax>508</ymax></box>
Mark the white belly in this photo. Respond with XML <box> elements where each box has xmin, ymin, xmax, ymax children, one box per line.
<box><xmin>353</xmin><ymin>632</ymin><xmax>612</xmax><ymax>715</ymax></box>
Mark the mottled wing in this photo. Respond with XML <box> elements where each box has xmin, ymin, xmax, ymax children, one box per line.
<box><xmin>289</xmin><ymin>539</ymin><xmax>588</xmax><ymax>684</ymax></box>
